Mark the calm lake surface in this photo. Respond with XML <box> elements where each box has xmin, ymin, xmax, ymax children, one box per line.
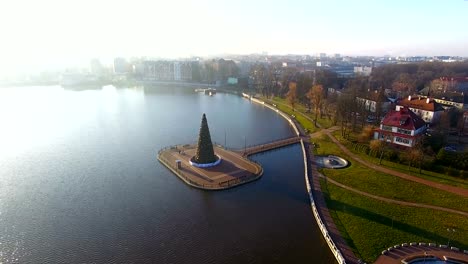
<box><xmin>0</xmin><ymin>85</ymin><xmax>335</xmax><ymax>263</ymax></box>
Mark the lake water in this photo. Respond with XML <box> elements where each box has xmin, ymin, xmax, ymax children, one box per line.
<box><xmin>0</xmin><ymin>85</ymin><xmax>335</xmax><ymax>263</ymax></box>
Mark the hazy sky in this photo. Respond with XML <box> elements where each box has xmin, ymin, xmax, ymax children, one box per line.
<box><xmin>1</xmin><ymin>0</ymin><xmax>467</xmax><ymax>74</ymax></box>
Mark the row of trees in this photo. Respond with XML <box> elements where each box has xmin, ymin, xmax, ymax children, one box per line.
<box><xmin>370</xmin><ymin>61</ymin><xmax>468</xmax><ymax>95</ymax></box>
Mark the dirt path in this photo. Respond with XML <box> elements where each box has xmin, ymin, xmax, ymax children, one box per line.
<box><xmin>321</xmin><ymin>175</ymin><xmax>468</xmax><ymax>217</ymax></box>
<box><xmin>324</xmin><ymin>130</ymin><xmax>468</xmax><ymax>198</ymax></box>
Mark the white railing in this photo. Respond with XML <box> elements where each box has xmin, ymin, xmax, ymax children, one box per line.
<box><xmin>248</xmin><ymin>97</ymin><xmax>300</xmax><ymax>136</ymax></box>
<box><xmin>300</xmin><ymin>139</ymin><xmax>346</xmax><ymax>264</ymax></box>
<box><xmin>245</xmin><ymin>94</ymin><xmax>346</xmax><ymax>264</ymax></box>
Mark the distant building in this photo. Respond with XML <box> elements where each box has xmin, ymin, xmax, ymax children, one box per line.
<box><xmin>374</xmin><ymin>107</ymin><xmax>427</xmax><ymax>148</ymax></box>
<box><xmin>114</xmin><ymin>57</ymin><xmax>129</xmax><ymax>74</ymax></box>
<box><xmin>330</xmin><ymin>65</ymin><xmax>354</xmax><ymax>78</ymax></box>
<box><xmin>143</xmin><ymin>61</ymin><xmax>193</xmax><ymax>81</ymax></box>
<box><xmin>396</xmin><ymin>95</ymin><xmax>444</xmax><ymax>124</ymax></box>
<box><xmin>353</xmin><ymin>66</ymin><xmax>372</xmax><ymax>76</ymax></box>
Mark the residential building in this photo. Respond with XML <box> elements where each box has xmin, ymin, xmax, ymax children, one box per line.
<box><xmin>439</xmin><ymin>77</ymin><xmax>468</xmax><ymax>93</ymax></box>
<box><xmin>396</xmin><ymin>95</ymin><xmax>444</xmax><ymax>124</ymax></box>
<box><xmin>429</xmin><ymin>92</ymin><xmax>468</xmax><ymax>110</ymax></box>
<box><xmin>353</xmin><ymin>66</ymin><xmax>372</xmax><ymax>76</ymax></box>
<box><xmin>356</xmin><ymin>90</ymin><xmax>392</xmax><ymax>114</ymax></box>
<box><xmin>373</xmin><ymin>107</ymin><xmax>427</xmax><ymax>148</ymax></box>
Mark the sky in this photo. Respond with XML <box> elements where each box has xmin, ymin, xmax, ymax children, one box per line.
<box><xmin>1</xmin><ymin>0</ymin><xmax>467</xmax><ymax>75</ymax></box>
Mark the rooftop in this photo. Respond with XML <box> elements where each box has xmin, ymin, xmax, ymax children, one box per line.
<box><xmin>397</xmin><ymin>95</ymin><xmax>444</xmax><ymax>112</ymax></box>
<box><xmin>381</xmin><ymin>107</ymin><xmax>426</xmax><ymax>130</ymax></box>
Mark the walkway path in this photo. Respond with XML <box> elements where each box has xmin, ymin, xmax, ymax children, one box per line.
<box><xmin>305</xmin><ymin>142</ymin><xmax>360</xmax><ymax>264</ymax></box>
<box><xmin>324</xmin><ymin>130</ymin><xmax>468</xmax><ymax>198</ymax></box>
<box><xmin>320</xmin><ymin>174</ymin><xmax>468</xmax><ymax>217</ymax></box>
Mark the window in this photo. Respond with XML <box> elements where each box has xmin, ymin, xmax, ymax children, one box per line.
<box><xmin>395</xmin><ymin>137</ymin><xmax>410</xmax><ymax>144</ymax></box>
<box><xmin>397</xmin><ymin>128</ymin><xmax>412</xmax><ymax>135</ymax></box>
<box><xmin>382</xmin><ymin>125</ymin><xmax>392</xmax><ymax>131</ymax></box>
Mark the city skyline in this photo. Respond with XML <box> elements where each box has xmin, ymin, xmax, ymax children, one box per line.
<box><xmin>1</xmin><ymin>0</ymin><xmax>467</xmax><ymax>76</ymax></box>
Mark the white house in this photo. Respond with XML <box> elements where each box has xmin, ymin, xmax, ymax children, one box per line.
<box><xmin>374</xmin><ymin>107</ymin><xmax>427</xmax><ymax>147</ymax></box>
<box><xmin>396</xmin><ymin>95</ymin><xmax>444</xmax><ymax>124</ymax></box>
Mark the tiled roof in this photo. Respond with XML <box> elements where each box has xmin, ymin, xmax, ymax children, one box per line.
<box><xmin>381</xmin><ymin>107</ymin><xmax>426</xmax><ymax>130</ymax></box>
<box><xmin>397</xmin><ymin>96</ymin><xmax>444</xmax><ymax>112</ymax></box>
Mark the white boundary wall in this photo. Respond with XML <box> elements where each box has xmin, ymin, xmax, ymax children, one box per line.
<box><xmin>249</xmin><ymin>97</ymin><xmax>300</xmax><ymax>136</ymax></box>
<box><xmin>245</xmin><ymin>95</ymin><xmax>346</xmax><ymax>264</ymax></box>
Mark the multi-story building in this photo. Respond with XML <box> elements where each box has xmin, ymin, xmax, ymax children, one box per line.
<box><xmin>428</xmin><ymin>92</ymin><xmax>468</xmax><ymax>110</ymax></box>
<box><xmin>143</xmin><ymin>61</ymin><xmax>193</xmax><ymax>81</ymax></box>
<box><xmin>353</xmin><ymin>66</ymin><xmax>372</xmax><ymax>76</ymax></box>
<box><xmin>396</xmin><ymin>95</ymin><xmax>444</xmax><ymax>124</ymax></box>
<box><xmin>439</xmin><ymin>77</ymin><xmax>468</xmax><ymax>93</ymax></box>
<box><xmin>356</xmin><ymin>90</ymin><xmax>392</xmax><ymax>114</ymax></box>
<box><xmin>373</xmin><ymin>107</ymin><xmax>427</xmax><ymax>148</ymax></box>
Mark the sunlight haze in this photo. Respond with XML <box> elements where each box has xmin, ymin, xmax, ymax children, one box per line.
<box><xmin>1</xmin><ymin>0</ymin><xmax>467</xmax><ymax>74</ymax></box>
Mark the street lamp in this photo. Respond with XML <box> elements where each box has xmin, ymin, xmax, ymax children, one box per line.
<box><xmin>447</xmin><ymin>228</ymin><xmax>456</xmax><ymax>246</ymax></box>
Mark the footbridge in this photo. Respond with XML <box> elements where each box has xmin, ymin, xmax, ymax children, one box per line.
<box><xmin>233</xmin><ymin>136</ymin><xmax>302</xmax><ymax>157</ymax></box>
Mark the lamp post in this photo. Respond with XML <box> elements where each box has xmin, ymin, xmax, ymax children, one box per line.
<box><xmin>447</xmin><ymin>228</ymin><xmax>456</xmax><ymax>247</ymax></box>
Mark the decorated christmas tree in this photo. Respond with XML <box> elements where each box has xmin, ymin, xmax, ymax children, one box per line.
<box><xmin>192</xmin><ymin>113</ymin><xmax>217</xmax><ymax>164</ymax></box>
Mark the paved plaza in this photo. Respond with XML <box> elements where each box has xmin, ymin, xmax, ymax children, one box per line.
<box><xmin>158</xmin><ymin>145</ymin><xmax>263</xmax><ymax>190</ymax></box>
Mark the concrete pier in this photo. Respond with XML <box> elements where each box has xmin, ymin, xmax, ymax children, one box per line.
<box><xmin>158</xmin><ymin>144</ymin><xmax>263</xmax><ymax>190</ymax></box>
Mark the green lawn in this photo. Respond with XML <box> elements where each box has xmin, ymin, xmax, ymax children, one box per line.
<box><xmin>264</xmin><ymin>96</ymin><xmax>335</xmax><ymax>129</ymax></box>
<box><xmin>321</xmin><ymin>179</ymin><xmax>468</xmax><ymax>263</ymax></box>
<box><xmin>312</xmin><ymin>135</ymin><xmax>468</xmax><ymax>212</ymax></box>
<box><xmin>270</xmin><ymin>100</ymin><xmax>468</xmax><ymax>263</ymax></box>
<box><xmin>332</xmin><ymin>131</ymin><xmax>468</xmax><ymax>189</ymax></box>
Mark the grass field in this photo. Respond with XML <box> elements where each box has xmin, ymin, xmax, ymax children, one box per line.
<box><xmin>321</xmin><ymin>179</ymin><xmax>468</xmax><ymax>263</ymax></box>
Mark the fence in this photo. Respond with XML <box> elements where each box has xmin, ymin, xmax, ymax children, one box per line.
<box><xmin>301</xmin><ymin>139</ymin><xmax>347</xmax><ymax>264</ymax></box>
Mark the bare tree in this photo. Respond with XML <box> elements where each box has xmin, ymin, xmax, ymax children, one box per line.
<box><xmin>306</xmin><ymin>84</ymin><xmax>325</xmax><ymax>126</ymax></box>
<box><xmin>369</xmin><ymin>139</ymin><xmax>385</xmax><ymax>164</ymax></box>
<box><xmin>286</xmin><ymin>82</ymin><xmax>298</xmax><ymax>111</ymax></box>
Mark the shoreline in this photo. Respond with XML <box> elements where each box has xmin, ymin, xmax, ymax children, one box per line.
<box><xmin>244</xmin><ymin>95</ymin><xmax>351</xmax><ymax>264</ymax></box>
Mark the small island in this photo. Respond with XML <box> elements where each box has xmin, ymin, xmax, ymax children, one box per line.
<box><xmin>158</xmin><ymin>113</ymin><xmax>263</xmax><ymax>190</ymax></box>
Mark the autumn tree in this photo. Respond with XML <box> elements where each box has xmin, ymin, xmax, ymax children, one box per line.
<box><xmin>286</xmin><ymin>82</ymin><xmax>297</xmax><ymax>111</ymax></box>
<box><xmin>405</xmin><ymin>148</ymin><xmax>424</xmax><ymax>172</ymax></box>
<box><xmin>306</xmin><ymin>84</ymin><xmax>325</xmax><ymax>126</ymax></box>
<box><xmin>369</xmin><ymin>139</ymin><xmax>385</xmax><ymax>164</ymax></box>
<box><xmin>358</xmin><ymin>125</ymin><xmax>374</xmax><ymax>143</ymax></box>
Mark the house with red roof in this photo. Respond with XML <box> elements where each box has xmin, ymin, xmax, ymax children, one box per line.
<box><xmin>396</xmin><ymin>95</ymin><xmax>444</xmax><ymax>124</ymax></box>
<box><xmin>373</xmin><ymin>107</ymin><xmax>427</xmax><ymax>147</ymax></box>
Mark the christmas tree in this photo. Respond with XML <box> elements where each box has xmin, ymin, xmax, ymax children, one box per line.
<box><xmin>192</xmin><ymin>113</ymin><xmax>217</xmax><ymax>164</ymax></box>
